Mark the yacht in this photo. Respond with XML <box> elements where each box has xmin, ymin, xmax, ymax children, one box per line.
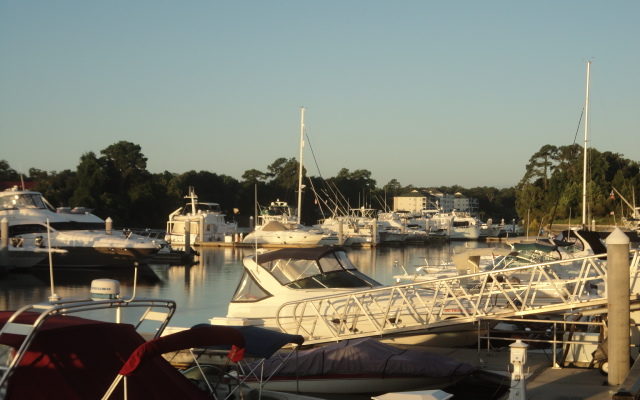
<box><xmin>243</xmin><ymin>200</ymin><xmax>337</xmax><ymax>246</ymax></box>
<box><xmin>165</xmin><ymin>187</ymin><xmax>238</xmax><ymax>246</ymax></box>
<box><xmin>212</xmin><ymin>246</ymin><xmax>479</xmax><ymax>346</ymax></box>
<box><xmin>243</xmin><ymin>109</ymin><xmax>338</xmax><ymax>247</ymax></box>
<box><xmin>448</xmin><ymin>211</ymin><xmax>481</xmax><ymax>240</ymax></box>
<box><xmin>0</xmin><ymin>187</ymin><xmax>166</xmax><ymax>268</ymax></box>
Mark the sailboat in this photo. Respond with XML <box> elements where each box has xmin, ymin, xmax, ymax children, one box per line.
<box><xmin>242</xmin><ymin>108</ymin><xmax>338</xmax><ymax>247</ymax></box>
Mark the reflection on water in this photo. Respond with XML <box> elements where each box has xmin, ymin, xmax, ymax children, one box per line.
<box><xmin>0</xmin><ymin>242</ymin><xmax>493</xmax><ymax>327</ymax></box>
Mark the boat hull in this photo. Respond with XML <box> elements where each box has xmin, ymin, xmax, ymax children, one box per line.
<box><xmin>248</xmin><ymin>375</ymin><xmax>464</xmax><ymax>394</ymax></box>
<box><xmin>31</xmin><ymin>246</ymin><xmax>158</xmax><ymax>268</ymax></box>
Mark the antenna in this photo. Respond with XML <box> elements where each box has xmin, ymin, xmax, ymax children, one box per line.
<box><xmin>46</xmin><ymin>218</ymin><xmax>60</xmax><ymax>302</ymax></box>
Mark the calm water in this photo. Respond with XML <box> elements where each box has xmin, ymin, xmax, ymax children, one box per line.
<box><xmin>0</xmin><ymin>241</ymin><xmax>495</xmax><ymax>328</ymax></box>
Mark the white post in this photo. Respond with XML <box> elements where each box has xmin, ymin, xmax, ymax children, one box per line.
<box><xmin>0</xmin><ymin>217</ymin><xmax>8</xmax><ymax>248</ymax></box>
<box><xmin>606</xmin><ymin>228</ymin><xmax>631</xmax><ymax>386</ymax></box>
<box><xmin>105</xmin><ymin>217</ymin><xmax>113</xmax><ymax>235</ymax></box>
<box><xmin>0</xmin><ymin>217</ymin><xmax>8</xmax><ymax>270</ymax></box>
<box><xmin>508</xmin><ymin>339</ymin><xmax>528</xmax><ymax>400</ymax></box>
<box><xmin>184</xmin><ymin>220</ymin><xmax>191</xmax><ymax>255</ymax></box>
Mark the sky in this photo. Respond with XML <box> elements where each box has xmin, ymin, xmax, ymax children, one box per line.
<box><xmin>1</xmin><ymin>1</ymin><xmax>638</xmax><ymax>189</ymax></box>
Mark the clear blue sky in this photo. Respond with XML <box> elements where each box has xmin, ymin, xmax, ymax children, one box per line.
<box><xmin>1</xmin><ymin>1</ymin><xmax>638</xmax><ymax>188</ymax></box>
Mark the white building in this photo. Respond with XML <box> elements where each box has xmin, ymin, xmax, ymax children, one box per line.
<box><xmin>393</xmin><ymin>191</ymin><xmax>478</xmax><ymax>215</ymax></box>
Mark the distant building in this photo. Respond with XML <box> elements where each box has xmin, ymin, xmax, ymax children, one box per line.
<box><xmin>393</xmin><ymin>190</ymin><xmax>478</xmax><ymax>215</ymax></box>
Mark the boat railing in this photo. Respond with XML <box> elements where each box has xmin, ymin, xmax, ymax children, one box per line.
<box><xmin>0</xmin><ymin>297</ymin><xmax>176</xmax><ymax>391</ymax></box>
<box><xmin>477</xmin><ymin>315</ymin><xmax>640</xmax><ymax>369</ymax></box>
<box><xmin>274</xmin><ymin>250</ymin><xmax>639</xmax><ymax>344</ymax></box>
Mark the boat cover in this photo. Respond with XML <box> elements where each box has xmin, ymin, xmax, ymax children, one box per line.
<box><xmin>512</xmin><ymin>241</ymin><xmax>558</xmax><ymax>253</ymax></box>
<box><xmin>192</xmin><ymin>324</ymin><xmax>305</xmax><ymax>359</ymax></box>
<box><xmin>256</xmin><ymin>246</ymin><xmax>345</xmax><ymax>264</ymax></box>
<box><xmin>254</xmin><ymin>338</ymin><xmax>475</xmax><ymax>378</ymax></box>
<box><xmin>120</xmin><ymin>325</ymin><xmax>246</xmax><ymax>375</ymax></box>
<box><xmin>0</xmin><ymin>311</ymin><xmax>209</xmax><ymax>400</ymax></box>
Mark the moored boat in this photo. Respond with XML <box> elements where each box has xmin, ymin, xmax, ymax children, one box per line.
<box><xmin>0</xmin><ymin>187</ymin><xmax>166</xmax><ymax>268</ymax></box>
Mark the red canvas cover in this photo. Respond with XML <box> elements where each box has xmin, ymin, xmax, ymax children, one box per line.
<box><xmin>0</xmin><ymin>311</ymin><xmax>208</xmax><ymax>399</ymax></box>
<box><xmin>120</xmin><ymin>325</ymin><xmax>245</xmax><ymax>375</ymax></box>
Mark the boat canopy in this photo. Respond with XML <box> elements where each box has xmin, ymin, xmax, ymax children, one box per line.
<box><xmin>0</xmin><ymin>312</ymin><xmax>207</xmax><ymax>400</ymax></box>
<box><xmin>191</xmin><ymin>324</ymin><xmax>304</xmax><ymax>359</ymax></box>
<box><xmin>254</xmin><ymin>246</ymin><xmax>381</xmax><ymax>289</ymax></box>
<box><xmin>231</xmin><ymin>247</ymin><xmax>380</xmax><ymax>302</ymax></box>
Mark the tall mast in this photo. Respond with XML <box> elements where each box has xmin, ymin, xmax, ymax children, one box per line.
<box><xmin>297</xmin><ymin>107</ymin><xmax>305</xmax><ymax>225</ymax></box>
<box><xmin>582</xmin><ymin>61</ymin><xmax>591</xmax><ymax>227</ymax></box>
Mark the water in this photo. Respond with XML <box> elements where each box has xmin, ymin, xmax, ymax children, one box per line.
<box><xmin>0</xmin><ymin>241</ymin><xmax>495</xmax><ymax>327</ymax></box>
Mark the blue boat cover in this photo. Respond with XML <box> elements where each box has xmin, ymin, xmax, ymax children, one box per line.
<box><xmin>254</xmin><ymin>338</ymin><xmax>475</xmax><ymax>378</ymax></box>
<box><xmin>192</xmin><ymin>324</ymin><xmax>304</xmax><ymax>359</ymax></box>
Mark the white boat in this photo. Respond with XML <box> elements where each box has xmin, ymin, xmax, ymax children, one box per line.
<box><xmin>165</xmin><ymin>187</ymin><xmax>238</xmax><ymax>246</ymax></box>
<box><xmin>449</xmin><ymin>211</ymin><xmax>481</xmax><ymax>240</ymax></box>
<box><xmin>0</xmin><ymin>187</ymin><xmax>166</xmax><ymax>268</ymax></box>
<box><xmin>212</xmin><ymin>246</ymin><xmax>479</xmax><ymax>346</ymax></box>
<box><xmin>243</xmin><ymin>109</ymin><xmax>338</xmax><ymax>247</ymax></box>
<box><xmin>243</xmin><ymin>220</ymin><xmax>338</xmax><ymax>246</ymax></box>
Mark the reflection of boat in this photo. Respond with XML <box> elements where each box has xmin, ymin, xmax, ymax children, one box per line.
<box><xmin>165</xmin><ymin>187</ymin><xmax>238</xmax><ymax>246</ymax></box>
<box><xmin>246</xmin><ymin>338</ymin><xmax>475</xmax><ymax>394</ymax></box>
<box><xmin>0</xmin><ymin>187</ymin><xmax>166</xmax><ymax>268</ymax></box>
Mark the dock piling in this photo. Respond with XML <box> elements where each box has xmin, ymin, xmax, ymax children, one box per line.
<box><xmin>606</xmin><ymin>227</ymin><xmax>631</xmax><ymax>386</ymax></box>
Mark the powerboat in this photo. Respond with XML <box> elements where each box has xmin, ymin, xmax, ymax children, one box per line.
<box><xmin>243</xmin><ymin>338</ymin><xmax>475</xmax><ymax>394</ymax></box>
<box><xmin>0</xmin><ymin>187</ymin><xmax>166</xmax><ymax>268</ymax></box>
<box><xmin>212</xmin><ymin>246</ymin><xmax>480</xmax><ymax>346</ymax></box>
<box><xmin>242</xmin><ymin>220</ymin><xmax>339</xmax><ymax>246</ymax></box>
<box><xmin>165</xmin><ymin>187</ymin><xmax>238</xmax><ymax>246</ymax></box>
<box><xmin>243</xmin><ymin>200</ymin><xmax>338</xmax><ymax>246</ymax></box>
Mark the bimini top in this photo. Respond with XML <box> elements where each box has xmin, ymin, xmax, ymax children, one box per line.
<box><xmin>232</xmin><ymin>247</ymin><xmax>381</xmax><ymax>300</ymax></box>
<box><xmin>255</xmin><ymin>246</ymin><xmax>346</xmax><ymax>264</ymax></box>
<box><xmin>0</xmin><ymin>312</ymin><xmax>207</xmax><ymax>400</ymax></box>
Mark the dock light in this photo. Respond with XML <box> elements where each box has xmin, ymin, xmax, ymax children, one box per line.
<box><xmin>508</xmin><ymin>339</ymin><xmax>528</xmax><ymax>400</ymax></box>
<box><xmin>90</xmin><ymin>279</ymin><xmax>121</xmax><ymax>300</ymax></box>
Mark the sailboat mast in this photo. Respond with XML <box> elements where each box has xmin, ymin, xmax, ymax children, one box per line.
<box><xmin>581</xmin><ymin>61</ymin><xmax>591</xmax><ymax>227</ymax></box>
<box><xmin>297</xmin><ymin>107</ymin><xmax>305</xmax><ymax>225</ymax></box>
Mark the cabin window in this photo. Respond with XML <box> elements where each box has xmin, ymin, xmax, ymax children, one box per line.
<box><xmin>317</xmin><ymin>253</ymin><xmax>343</xmax><ymax>273</ymax></box>
<box><xmin>231</xmin><ymin>271</ymin><xmax>271</xmax><ymax>302</ymax></box>
<box><xmin>268</xmin><ymin>259</ymin><xmax>321</xmax><ymax>284</ymax></box>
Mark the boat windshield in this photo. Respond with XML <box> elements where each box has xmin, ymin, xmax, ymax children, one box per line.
<box><xmin>0</xmin><ymin>193</ymin><xmax>48</xmax><ymax>211</ymax></box>
<box><xmin>258</xmin><ymin>250</ymin><xmax>381</xmax><ymax>289</ymax></box>
<box><xmin>231</xmin><ymin>271</ymin><xmax>272</xmax><ymax>302</ymax></box>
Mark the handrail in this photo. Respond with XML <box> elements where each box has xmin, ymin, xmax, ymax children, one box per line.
<box><xmin>274</xmin><ymin>250</ymin><xmax>639</xmax><ymax>345</ymax></box>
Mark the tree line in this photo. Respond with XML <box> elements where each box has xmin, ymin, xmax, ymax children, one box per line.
<box><xmin>1</xmin><ymin>141</ymin><xmax>637</xmax><ymax>230</ymax></box>
<box><xmin>516</xmin><ymin>143</ymin><xmax>640</xmax><ymax>230</ymax></box>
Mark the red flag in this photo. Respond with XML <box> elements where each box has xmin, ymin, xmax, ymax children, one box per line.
<box><xmin>227</xmin><ymin>344</ymin><xmax>245</xmax><ymax>362</ymax></box>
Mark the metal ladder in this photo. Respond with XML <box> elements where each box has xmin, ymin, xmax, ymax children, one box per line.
<box><xmin>275</xmin><ymin>250</ymin><xmax>640</xmax><ymax>344</ymax></box>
